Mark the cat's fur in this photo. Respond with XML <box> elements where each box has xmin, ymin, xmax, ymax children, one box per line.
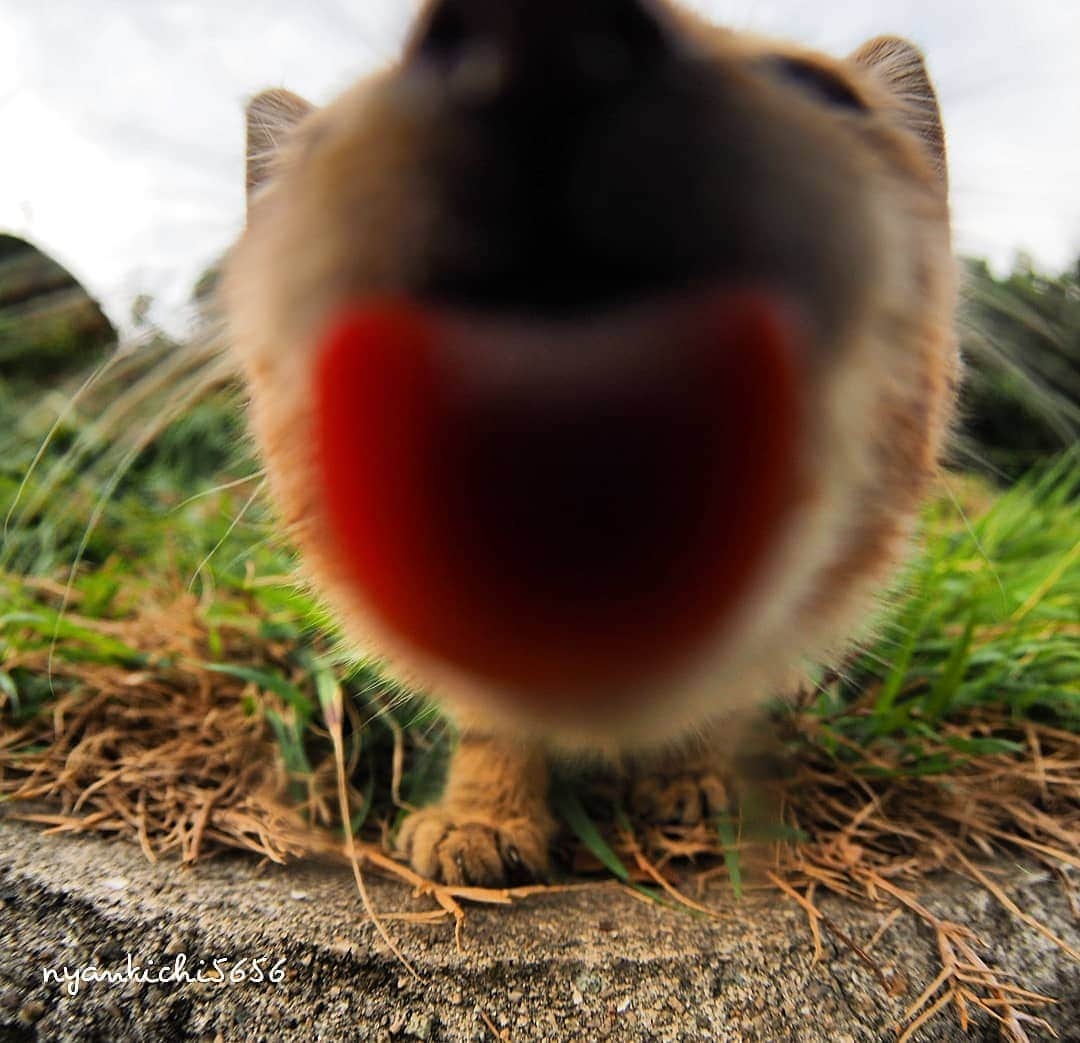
<box><xmin>223</xmin><ymin>1</ymin><xmax>958</xmax><ymax>884</ymax></box>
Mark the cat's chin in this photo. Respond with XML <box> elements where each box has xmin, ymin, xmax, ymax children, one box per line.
<box><xmin>313</xmin><ymin>286</ymin><xmax>806</xmax><ymax>713</ymax></box>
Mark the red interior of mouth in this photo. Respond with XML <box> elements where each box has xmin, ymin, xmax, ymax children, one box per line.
<box><xmin>315</xmin><ymin>291</ymin><xmax>800</xmax><ymax>707</ymax></box>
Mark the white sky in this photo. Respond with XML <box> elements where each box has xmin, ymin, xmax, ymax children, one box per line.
<box><xmin>1</xmin><ymin>0</ymin><xmax>1078</xmax><ymax>336</ymax></box>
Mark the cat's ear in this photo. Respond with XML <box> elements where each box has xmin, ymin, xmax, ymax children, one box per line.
<box><xmin>851</xmin><ymin>36</ymin><xmax>946</xmax><ymax>188</ymax></box>
<box><xmin>245</xmin><ymin>88</ymin><xmax>315</xmax><ymax>203</ymax></box>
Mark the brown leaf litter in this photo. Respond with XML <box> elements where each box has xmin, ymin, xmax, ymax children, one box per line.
<box><xmin>1</xmin><ymin>594</ymin><xmax>1077</xmax><ymax>1041</ymax></box>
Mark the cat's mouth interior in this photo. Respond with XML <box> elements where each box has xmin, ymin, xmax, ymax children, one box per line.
<box><xmin>314</xmin><ymin>288</ymin><xmax>802</xmax><ymax>708</ymax></box>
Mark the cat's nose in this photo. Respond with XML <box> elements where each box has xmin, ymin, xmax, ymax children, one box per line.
<box><xmin>410</xmin><ymin>0</ymin><xmax>673</xmax><ymax>105</ymax></box>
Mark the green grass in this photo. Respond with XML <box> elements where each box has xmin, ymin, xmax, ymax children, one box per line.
<box><xmin>812</xmin><ymin>454</ymin><xmax>1078</xmax><ymax>767</ymax></box>
<box><xmin>0</xmin><ymin>334</ymin><xmax>1077</xmax><ymax>1043</ymax></box>
<box><xmin>0</xmin><ymin>355</ymin><xmax>1077</xmax><ymax>848</ymax></box>
<box><xmin>2</xmin><ymin>255</ymin><xmax>1075</xmax><ymax>1043</ymax></box>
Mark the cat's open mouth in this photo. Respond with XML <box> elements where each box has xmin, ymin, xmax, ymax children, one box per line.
<box><xmin>314</xmin><ymin>288</ymin><xmax>802</xmax><ymax>707</ymax></box>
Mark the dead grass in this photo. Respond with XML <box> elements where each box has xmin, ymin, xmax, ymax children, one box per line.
<box><xmin>1</xmin><ymin>593</ymin><xmax>1076</xmax><ymax>1041</ymax></box>
<box><xmin>0</xmin><ymin>597</ymin><xmax>314</xmax><ymax>865</ymax></box>
<box><xmin>594</xmin><ymin>694</ymin><xmax>1078</xmax><ymax>1040</ymax></box>
<box><xmin>764</xmin><ymin>703</ymin><xmax>1077</xmax><ymax>1041</ymax></box>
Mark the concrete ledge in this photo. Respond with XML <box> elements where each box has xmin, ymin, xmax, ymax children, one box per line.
<box><xmin>0</xmin><ymin>814</ymin><xmax>1076</xmax><ymax>1041</ymax></box>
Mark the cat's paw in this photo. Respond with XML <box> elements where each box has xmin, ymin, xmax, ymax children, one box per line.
<box><xmin>631</xmin><ymin>770</ymin><xmax>730</xmax><ymax>825</ymax></box>
<box><xmin>396</xmin><ymin>805</ymin><xmax>552</xmax><ymax>886</ymax></box>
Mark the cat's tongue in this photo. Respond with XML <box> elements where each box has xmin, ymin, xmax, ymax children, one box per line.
<box><xmin>315</xmin><ymin>291</ymin><xmax>801</xmax><ymax>706</ymax></box>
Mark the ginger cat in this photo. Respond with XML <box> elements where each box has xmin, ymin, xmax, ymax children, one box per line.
<box><xmin>223</xmin><ymin>0</ymin><xmax>958</xmax><ymax>885</ymax></box>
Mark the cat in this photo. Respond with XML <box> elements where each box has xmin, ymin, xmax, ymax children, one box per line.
<box><xmin>223</xmin><ymin>0</ymin><xmax>958</xmax><ymax>885</ymax></box>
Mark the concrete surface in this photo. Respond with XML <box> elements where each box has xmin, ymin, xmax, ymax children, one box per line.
<box><xmin>0</xmin><ymin>813</ymin><xmax>1076</xmax><ymax>1042</ymax></box>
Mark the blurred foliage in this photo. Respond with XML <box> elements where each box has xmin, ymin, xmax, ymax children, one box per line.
<box><xmin>959</xmin><ymin>255</ymin><xmax>1080</xmax><ymax>479</ymax></box>
<box><xmin>0</xmin><ymin>249</ymin><xmax>1076</xmax><ymax>885</ymax></box>
<box><xmin>0</xmin><ymin>234</ymin><xmax>115</xmax><ymax>383</ymax></box>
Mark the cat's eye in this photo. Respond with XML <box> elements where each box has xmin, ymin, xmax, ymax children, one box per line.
<box><xmin>771</xmin><ymin>57</ymin><xmax>867</xmax><ymax>112</ymax></box>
